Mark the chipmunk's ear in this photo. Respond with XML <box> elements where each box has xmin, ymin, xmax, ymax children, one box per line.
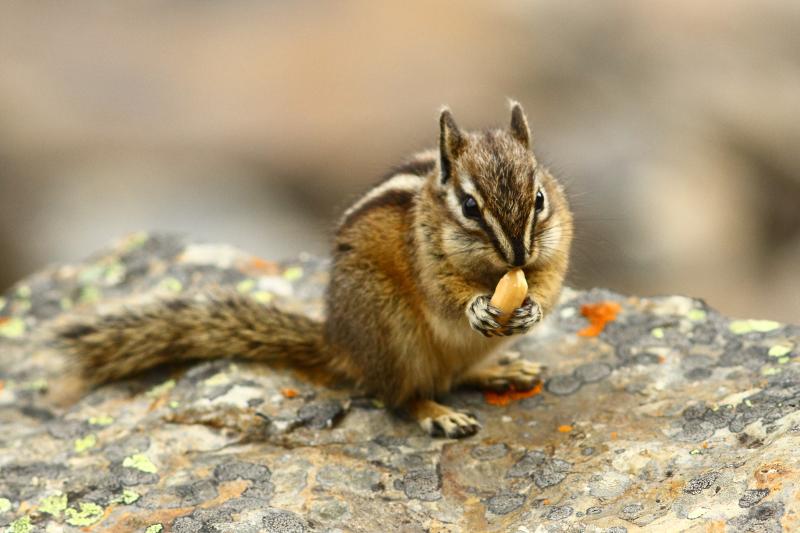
<box><xmin>439</xmin><ymin>107</ymin><xmax>465</xmax><ymax>184</ymax></box>
<box><xmin>509</xmin><ymin>100</ymin><xmax>531</xmax><ymax>149</ymax></box>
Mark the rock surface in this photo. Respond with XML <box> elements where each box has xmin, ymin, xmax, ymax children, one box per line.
<box><xmin>1</xmin><ymin>233</ymin><xmax>799</xmax><ymax>532</ymax></box>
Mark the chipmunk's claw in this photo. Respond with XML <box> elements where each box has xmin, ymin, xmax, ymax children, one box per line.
<box><xmin>467</xmin><ymin>295</ymin><xmax>504</xmax><ymax>337</ymax></box>
<box><xmin>501</xmin><ymin>298</ymin><xmax>542</xmax><ymax>336</ymax></box>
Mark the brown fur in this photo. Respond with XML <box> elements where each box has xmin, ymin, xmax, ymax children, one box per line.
<box><xmin>57</xmin><ymin>102</ymin><xmax>574</xmax><ymax>438</ymax></box>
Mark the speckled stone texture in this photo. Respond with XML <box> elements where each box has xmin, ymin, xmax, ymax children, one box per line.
<box><xmin>1</xmin><ymin>233</ymin><xmax>798</xmax><ymax>532</ymax></box>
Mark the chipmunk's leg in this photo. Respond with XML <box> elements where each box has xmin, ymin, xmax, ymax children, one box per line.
<box><xmin>460</xmin><ymin>353</ymin><xmax>543</xmax><ymax>392</ymax></box>
<box><xmin>407</xmin><ymin>399</ymin><xmax>481</xmax><ymax>438</ymax></box>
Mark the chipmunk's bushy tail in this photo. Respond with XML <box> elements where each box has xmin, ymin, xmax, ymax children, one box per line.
<box><xmin>57</xmin><ymin>291</ymin><xmax>326</xmax><ymax>385</ymax></box>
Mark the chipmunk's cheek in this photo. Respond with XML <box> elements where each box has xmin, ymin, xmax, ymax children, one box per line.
<box><xmin>525</xmin><ymin>242</ymin><xmax>543</xmax><ymax>264</ymax></box>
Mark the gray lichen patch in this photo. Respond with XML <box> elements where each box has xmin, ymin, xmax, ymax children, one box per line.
<box><xmin>1</xmin><ymin>233</ymin><xmax>798</xmax><ymax>532</ymax></box>
<box><xmin>485</xmin><ymin>492</ymin><xmax>526</xmax><ymax>515</ymax></box>
<box><xmin>401</xmin><ymin>468</ymin><xmax>442</xmax><ymax>502</ymax></box>
<box><xmin>507</xmin><ymin>450</ymin><xmax>571</xmax><ymax>489</ymax></box>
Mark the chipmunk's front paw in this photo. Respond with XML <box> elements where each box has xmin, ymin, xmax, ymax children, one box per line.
<box><xmin>500</xmin><ymin>297</ymin><xmax>542</xmax><ymax>336</ymax></box>
<box><xmin>466</xmin><ymin>295</ymin><xmax>503</xmax><ymax>337</ymax></box>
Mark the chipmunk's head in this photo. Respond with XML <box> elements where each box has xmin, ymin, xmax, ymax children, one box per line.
<box><xmin>434</xmin><ymin>102</ymin><xmax>572</xmax><ymax>274</ymax></box>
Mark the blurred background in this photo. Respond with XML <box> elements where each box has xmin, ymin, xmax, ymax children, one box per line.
<box><xmin>0</xmin><ymin>0</ymin><xmax>798</xmax><ymax>321</ymax></box>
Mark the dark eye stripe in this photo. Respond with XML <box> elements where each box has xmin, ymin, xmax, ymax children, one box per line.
<box><xmin>449</xmin><ymin>185</ymin><xmax>512</xmax><ymax>264</ymax></box>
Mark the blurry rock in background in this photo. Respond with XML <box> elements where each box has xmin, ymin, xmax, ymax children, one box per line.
<box><xmin>0</xmin><ymin>0</ymin><xmax>798</xmax><ymax>321</ymax></box>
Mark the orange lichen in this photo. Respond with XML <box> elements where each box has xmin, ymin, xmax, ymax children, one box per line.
<box><xmin>754</xmin><ymin>462</ymin><xmax>790</xmax><ymax>488</ymax></box>
<box><xmin>578</xmin><ymin>301</ymin><xmax>622</xmax><ymax>337</ymax></box>
<box><xmin>281</xmin><ymin>388</ymin><xmax>299</xmax><ymax>399</ymax></box>
<box><xmin>483</xmin><ymin>381</ymin><xmax>543</xmax><ymax>406</ymax></box>
<box><xmin>557</xmin><ymin>424</ymin><xmax>573</xmax><ymax>433</ymax></box>
<box><xmin>610</xmin><ymin>431</ymin><xmax>619</xmax><ymax>440</ymax></box>
<box><xmin>239</xmin><ymin>256</ymin><xmax>280</xmax><ymax>276</ymax></box>
<box><xmin>706</xmin><ymin>520</ymin><xmax>727</xmax><ymax>533</ymax></box>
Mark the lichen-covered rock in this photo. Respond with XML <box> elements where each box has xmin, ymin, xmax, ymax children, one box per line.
<box><xmin>1</xmin><ymin>233</ymin><xmax>799</xmax><ymax>532</ymax></box>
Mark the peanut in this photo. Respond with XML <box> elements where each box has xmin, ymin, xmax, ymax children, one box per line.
<box><xmin>489</xmin><ymin>269</ymin><xmax>528</xmax><ymax>323</ymax></box>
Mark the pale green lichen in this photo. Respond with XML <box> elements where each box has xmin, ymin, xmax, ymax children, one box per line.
<box><xmin>168</xmin><ymin>400</ymin><xmax>180</xmax><ymax>409</ymax></box>
<box><xmin>0</xmin><ymin>297</ymin><xmax>6</xmax><ymax>310</ymax></box>
<box><xmin>651</xmin><ymin>328</ymin><xmax>664</xmax><ymax>339</ymax></box>
<box><xmin>59</xmin><ymin>297</ymin><xmax>73</xmax><ymax>310</ymax></box>
<box><xmin>65</xmin><ymin>502</ymin><xmax>104</xmax><ymax>526</ymax></box>
<box><xmin>78</xmin><ymin>286</ymin><xmax>103</xmax><ymax>304</ymax></box>
<box><xmin>0</xmin><ymin>317</ymin><xmax>25</xmax><ymax>338</ymax></box>
<box><xmin>0</xmin><ymin>498</ymin><xmax>12</xmax><ymax>513</ymax></box>
<box><xmin>204</xmin><ymin>372</ymin><xmax>230</xmax><ymax>387</ymax></box>
<box><xmin>146</xmin><ymin>379</ymin><xmax>175</xmax><ymax>398</ymax></box>
<box><xmin>687</xmin><ymin>309</ymin><xmax>707</xmax><ymax>321</ymax></box>
<box><xmin>251</xmin><ymin>291</ymin><xmax>273</xmax><ymax>304</ymax></box>
<box><xmin>729</xmin><ymin>319</ymin><xmax>781</xmax><ymax>334</ymax></box>
<box><xmin>768</xmin><ymin>344</ymin><xmax>793</xmax><ymax>357</ymax></box>
<box><xmin>236</xmin><ymin>278</ymin><xmax>256</xmax><ymax>293</ymax></box>
<box><xmin>283</xmin><ymin>266</ymin><xmax>303</xmax><ymax>281</ymax></box>
<box><xmin>103</xmin><ymin>262</ymin><xmax>126</xmax><ymax>285</ymax></box>
<box><xmin>110</xmin><ymin>489</ymin><xmax>140</xmax><ymax>505</ymax></box>
<box><xmin>145</xmin><ymin>524</ymin><xmax>163</xmax><ymax>533</ymax></box>
<box><xmin>750</xmin><ymin>320</ymin><xmax>782</xmax><ymax>332</ymax></box>
<box><xmin>15</xmin><ymin>285</ymin><xmax>31</xmax><ymax>299</ymax></box>
<box><xmin>78</xmin><ymin>264</ymin><xmax>106</xmax><ymax>284</ymax></box>
<box><xmin>778</xmin><ymin>356</ymin><xmax>790</xmax><ymax>364</ymax></box>
<box><xmin>761</xmin><ymin>366</ymin><xmax>782</xmax><ymax>376</ymax></box>
<box><xmin>123</xmin><ymin>453</ymin><xmax>157</xmax><ymax>473</ymax></box>
<box><xmin>18</xmin><ymin>378</ymin><xmax>47</xmax><ymax>391</ymax></box>
<box><xmin>74</xmin><ymin>434</ymin><xmax>97</xmax><ymax>453</ymax></box>
<box><xmin>120</xmin><ymin>231</ymin><xmax>149</xmax><ymax>252</ymax></box>
<box><xmin>158</xmin><ymin>277</ymin><xmax>183</xmax><ymax>293</ymax></box>
<box><xmin>39</xmin><ymin>492</ymin><xmax>68</xmax><ymax>517</ymax></box>
<box><xmin>89</xmin><ymin>414</ymin><xmax>114</xmax><ymax>426</ymax></box>
<box><xmin>5</xmin><ymin>516</ymin><xmax>31</xmax><ymax>533</ymax></box>
<box><xmin>729</xmin><ymin>321</ymin><xmax>752</xmax><ymax>334</ymax></box>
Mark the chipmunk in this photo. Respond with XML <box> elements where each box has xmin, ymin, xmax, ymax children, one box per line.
<box><xmin>58</xmin><ymin>102</ymin><xmax>573</xmax><ymax>438</ymax></box>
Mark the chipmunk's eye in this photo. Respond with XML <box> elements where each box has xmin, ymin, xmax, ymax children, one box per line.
<box><xmin>535</xmin><ymin>190</ymin><xmax>545</xmax><ymax>213</ymax></box>
<box><xmin>462</xmin><ymin>195</ymin><xmax>481</xmax><ymax>220</ymax></box>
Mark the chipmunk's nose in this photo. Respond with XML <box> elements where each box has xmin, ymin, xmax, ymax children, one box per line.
<box><xmin>511</xmin><ymin>239</ymin><xmax>527</xmax><ymax>267</ymax></box>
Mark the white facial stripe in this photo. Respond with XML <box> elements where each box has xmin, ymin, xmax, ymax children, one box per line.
<box><xmin>482</xmin><ymin>211</ymin><xmax>514</xmax><ymax>263</ymax></box>
<box><xmin>523</xmin><ymin>204</ymin><xmax>536</xmax><ymax>255</ymax></box>
<box><xmin>342</xmin><ymin>174</ymin><xmax>421</xmax><ymax>221</ymax></box>
<box><xmin>458</xmin><ymin>173</ymin><xmax>481</xmax><ymax>199</ymax></box>
<box><xmin>445</xmin><ymin>188</ymin><xmax>464</xmax><ymax>221</ymax></box>
<box><xmin>541</xmin><ymin>189</ymin><xmax>549</xmax><ymax>219</ymax></box>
